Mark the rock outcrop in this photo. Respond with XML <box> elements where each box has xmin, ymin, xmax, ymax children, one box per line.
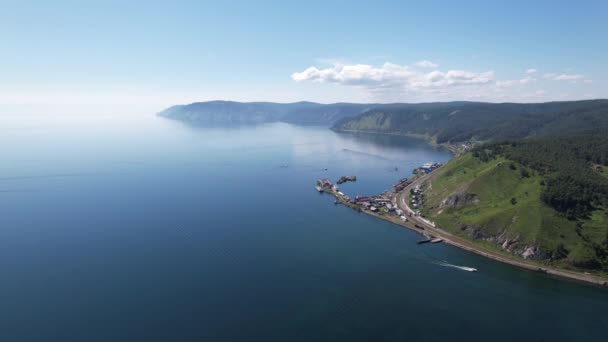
<box><xmin>441</xmin><ymin>192</ymin><xmax>479</xmax><ymax>208</ymax></box>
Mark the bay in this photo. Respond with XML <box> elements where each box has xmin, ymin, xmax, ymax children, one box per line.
<box><xmin>0</xmin><ymin>113</ymin><xmax>606</xmax><ymax>341</ymax></box>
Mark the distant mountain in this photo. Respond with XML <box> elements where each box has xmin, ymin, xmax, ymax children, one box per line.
<box><xmin>159</xmin><ymin>100</ymin><xmax>608</xmax><ymax>141</ymax></box>
<box><xmin>157</xmin><ymin>101</ymin><xmax>381</xmax><ymax>126</ymax></box>
<box><xmin>332</xmin><ymin>99</ymin><xmax>608</xmax><ymax>144</ymax></box>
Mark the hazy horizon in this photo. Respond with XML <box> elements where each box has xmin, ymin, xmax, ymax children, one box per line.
<box><xmin>1</xmin><ymin>0</ymin><xmax>607</xmax><ymax>115</ymax></box>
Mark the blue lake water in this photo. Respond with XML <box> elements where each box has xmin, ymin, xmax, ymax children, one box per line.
<box><xmin>1</xmin><ymin>113</ymin><xmax>607</xmax><ymax>341</ymax></box>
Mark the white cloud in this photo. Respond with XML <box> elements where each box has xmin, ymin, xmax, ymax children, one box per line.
<box><xmin>291</xmin><ymin>63</ymin><xmax>415</xmax><ymax>86</ymax></box>
<box><xmin>519</xmin><ymin>76</ymin><xmax>536</xmax><ymax>84</ymax></box>
<box><xmin>414</xmin><ymin>60</ymin><xmax>439</xmax><ymax>68</ymax></box>
<box><xmin>543</xmin><ymin>73</ymin><xmax>585</xmax><ymax>81</ymax></box>
<box><xmin>496</xmin><ymin>80</ymin><xmax>518</xmax><ymax>87</ymax></box>
<box><xmin>484</xmin><ymin>76</ymin><xmax>536</xmax><ymax>88</ymax></box>
<box><xmin>291</xmin><ymin>61</ymin><xmax>601</xmax><ymax>103</ymax></box>
<box><xmin>292</xmin><ymin>62</ymin><xmax>494</xmax><ymax>91</ymax></box>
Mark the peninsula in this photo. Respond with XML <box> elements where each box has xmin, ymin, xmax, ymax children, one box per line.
<box><xmin>317</xmin><ymin>137</ymin><xmax>608</xmax><ymax>286</ymax></box>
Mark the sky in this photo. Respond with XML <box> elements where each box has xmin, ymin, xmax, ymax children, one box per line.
<box><xmin>1</xmin><ymin>0</ymin><xmax>607</xmax><ymax>114</ymax></box>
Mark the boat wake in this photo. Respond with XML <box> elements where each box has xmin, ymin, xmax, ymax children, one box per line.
<box><xmin>435</xmin><ymin>261</ymin><xmax>477</xmax><ymax>272</ymax></box>
<box><xmin>341</xmin><ymin>148</ymin><xmax>391</xmax><ymax>161</ymax></box>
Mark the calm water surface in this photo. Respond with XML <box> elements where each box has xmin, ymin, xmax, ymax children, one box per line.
<box><xmin>0</xmin><ymin>113</ymin><xmax>607</xmax><ymax>341</ymax></box>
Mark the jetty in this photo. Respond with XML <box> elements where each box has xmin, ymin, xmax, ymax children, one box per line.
<box><xmin>337</xmin><ymin>175</ymin><xmax>357</xmax><ymax>184</ymax></box>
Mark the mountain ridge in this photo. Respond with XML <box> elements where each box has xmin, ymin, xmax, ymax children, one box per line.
<box><xmin>331</xmin><ymin>99</ymin><xmax>608</xmax><ymax>145</ymax></box>
<box><xmin>158</xmin><ymin>100</ymin><xmax>608</xmax><ymax>141</ymax></box>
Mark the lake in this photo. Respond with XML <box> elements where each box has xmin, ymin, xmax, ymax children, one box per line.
<box><xmin>0</xmin><ymin>113</ymin><xmax>607</xmax><ymax>341</ymax></box>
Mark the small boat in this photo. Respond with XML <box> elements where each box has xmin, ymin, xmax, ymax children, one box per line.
<box><xmin>436</xmin><ymin>262</ymin><xmax>477</xmax><ymax>272</ymax></box>
<box><xmin>417</xmin><ymin>239</ymin><xmax>432</xmax><ymax>244</ymax></box>
<box><xmin>431</xmin><ymin>238</ymin><xmax>443</xmax><ymax>243</ymax></box>
<box><xmin>315</xmin><ymin>186</ymin><xmax>323</xmax><ymax>192</ymax></box>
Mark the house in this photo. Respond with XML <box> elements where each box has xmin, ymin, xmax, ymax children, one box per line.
<box><xmin>369</xmin><ymin>206</ymin><xmax>378</xmax><ymax>212</ymax></box>
<box><xmin>400</xmin><ymin>215</ymin><xmax>408</xmax><ymax>222</ymax></box>
<box><xmin>396</xmin><ymin>209</ymin><xmax>404</xmax><ymax>216</ymax></box>
<box><xmin>355</xmin><ymin>196</ymin><xmax>371</xmax><ymax>203</ymax></box>
<box><xmin>317</xmin><ymin>179</ymin><xmax>333</xmax><ymax>189</ymax></box>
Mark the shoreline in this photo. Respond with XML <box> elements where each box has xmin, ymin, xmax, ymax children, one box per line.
<box><xmin>322</xmin><ymin>173</ymin><xmax>608</xmax><ymax>287</ymax></box>
<box><xmin>331</xmin><ymin>128</ymin><xmax>466</xmax><ymax>155</ymax></box>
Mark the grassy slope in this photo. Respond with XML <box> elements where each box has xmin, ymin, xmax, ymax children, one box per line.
<box><xmin>423</xmin><ymin>154</ymin><xmax>608</xmax><ymax>269</ymax></box>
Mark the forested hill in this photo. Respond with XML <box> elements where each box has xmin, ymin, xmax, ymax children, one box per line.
<box><xmin>474</xmin><ymin>135</ymin><xmax>608</xmax><ymax>219</ymax></box>
<box><xmin>157</xmin><ymin>101</ymin><xmax>382</xmax><ymax>126</ymax></box>
<box><xmin>423</xmin><ymin>134</ymin><xmax>608</xmax><ymax>271</ymax></box>
<box><xmin>332</xmin><ymin>99</ymin><xmax>608</xmax><ymax>144</ymax></box>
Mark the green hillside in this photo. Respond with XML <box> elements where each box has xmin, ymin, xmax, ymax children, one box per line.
<box><xmin>421</xmin><ymin>136</ymin><xmax>608</xmax><ymax>271</ymax></box>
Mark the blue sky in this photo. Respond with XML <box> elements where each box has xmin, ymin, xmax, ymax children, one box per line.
<box><xmin>1</xmin><ymin>0</ymin><xmax>606</xmax><ymax>114</ymax></box>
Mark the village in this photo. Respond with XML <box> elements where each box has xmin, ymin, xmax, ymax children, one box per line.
<box><xmin>315</xmin><ymin>162</ymin><xmax>443</xmax><ymax>243</ymax></box>
<box><xmin>412</xmin><ymin>162</ymin><xmax>442</xmax><ymax>175</ymax></box>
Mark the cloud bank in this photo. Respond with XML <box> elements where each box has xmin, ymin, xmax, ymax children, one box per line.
<box><xmin>543</xmin><ymin>73</ymin><xmax>585</xmax><ymax>81</ymax></box>
<box><xmin>292</xmin><ymin>62</ymin><xmax>494</xmax><ymax>90</ymax></box>
<box><xmin>292</xmin><ymin>61</ymin><xmax>594</xmax><ymax>102</ymax></box>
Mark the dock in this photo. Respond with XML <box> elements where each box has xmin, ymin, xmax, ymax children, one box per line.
<box><xmin>337</xmin><ymin>175</ymin><xmax>357</xmax><ymax>184</ymax></box>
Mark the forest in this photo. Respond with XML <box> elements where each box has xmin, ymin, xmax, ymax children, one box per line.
<box><xmin>332</xmin><ymin>99</ymin><xmax>608</xmax><ymax>144</ymax></box>
<box><xmin>472</xmin><ymin>135</ymin><xmax>608</xmax><ymax>219</ymax></box>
